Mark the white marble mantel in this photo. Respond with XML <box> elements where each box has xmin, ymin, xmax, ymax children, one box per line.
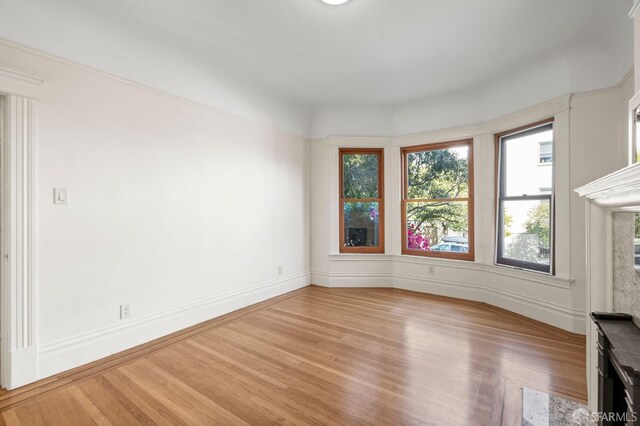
<box><xmin>576</xmin><ymin>162</ymin><xmax>640</xmax><ymax>411</ymax></box>
<box><xmin>576</xmin><ymin>163</ymin><xmax>640</xmax><ymax>207</ymax></box>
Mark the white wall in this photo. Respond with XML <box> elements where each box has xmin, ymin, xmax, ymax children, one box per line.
<box><xmin>311</xmin><ymin>73</ymin><xmax>634</xmax><ymax>334</ymax></box>
<box><xmin>0</xmin><ymin>41</ymin><xmax>311</xmax><ymax>380</ymax></box>
<box><xmin>568</xmin><ymin>79</ymin><xmax>634</xmax><ymax>322</ymax></box>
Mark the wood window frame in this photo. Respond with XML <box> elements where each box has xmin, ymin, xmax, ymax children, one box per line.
<box><xmin>494</xmin><ymin>119</ymin><xmax>555</xmax><ymax>274</ymax></box>
<box><xmin>339</xmin><ymin>148</ymin><xmax>385</xmax><ymax>254</ymax></box>
<box><xmin>401</xmin><ymin>139</ymin><xmax>474</xmax><ymax>261</ymax></box>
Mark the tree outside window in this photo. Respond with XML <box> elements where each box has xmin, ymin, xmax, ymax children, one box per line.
<box><xmin>401</xmin><ymin>140</ymin><xmax>474</xmax><ymax>261</ymax></box>
<box><xmin>339</xmin><ymin>149</ymin><xmax>385</xmax><ymax>253</ymax></box>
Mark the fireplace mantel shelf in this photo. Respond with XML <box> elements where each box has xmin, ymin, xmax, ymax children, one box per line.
<box><xmin>576</xmin><ymin>163</ymin><xmax>640</xmax><ymax>208</ymax></box>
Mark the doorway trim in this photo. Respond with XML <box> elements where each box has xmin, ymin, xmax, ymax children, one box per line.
<box><xmin>1</xmin><ymin>94</ymin><xmax>37</xmax><ymax>389</ymax></box>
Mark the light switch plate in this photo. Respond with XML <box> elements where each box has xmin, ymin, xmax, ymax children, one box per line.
<box><xmin>53</xmin><ymin>188</ymin><xmax>68</xmax><ymax>205</ymax></box>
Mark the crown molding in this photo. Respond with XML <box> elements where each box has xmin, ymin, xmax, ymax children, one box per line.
<box><xmin>0</xmin><ymin>63</ymin><xmax>47</xmax><ymax>86</ymax></box>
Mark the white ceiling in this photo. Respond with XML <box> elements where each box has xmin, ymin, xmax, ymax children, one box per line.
<box><xmin>0</xmin><ymin>0</ymin><xmax>634</xmax><ymax>136</ymax></box>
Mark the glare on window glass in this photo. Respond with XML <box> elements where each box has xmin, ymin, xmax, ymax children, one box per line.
<box><xmin>503</xmin><ymin>129</ymin><xmax>553</xmax><ymax>197</ymax></box>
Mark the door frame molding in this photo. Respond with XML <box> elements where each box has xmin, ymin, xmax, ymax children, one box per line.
<box><xmin>1</xmin><ymin>94</ymin><xmax>37</xmax><ymax>389</ymax></box>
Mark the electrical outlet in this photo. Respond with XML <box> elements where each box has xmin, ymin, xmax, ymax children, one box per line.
<box><xmin>120</xmin><ymin>304</ymin><xmax>131</xmax><ymax>319</ymax></box>
<box><xmin>277</xmin><ymin>266</ymin><xmax>284</xmax><ymax>276</ymax></box>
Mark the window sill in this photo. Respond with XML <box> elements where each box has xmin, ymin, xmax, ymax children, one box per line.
<box><xmin>490</xmin><ymin>263</ymin><xmax>572</xmax><ymax>289</ymax></box>
<box><xmin>329</xmin><ymin>253</ymin><xmax>392</xmax><ymax>262</ymax></box>
<box><xmin>401</xmin><ymin>249</ymin><xmax>474</xmax><ymax>262</ymax></box>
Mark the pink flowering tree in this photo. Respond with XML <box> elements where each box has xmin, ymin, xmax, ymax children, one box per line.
<box><xmin>407</xmin><ymin>223</ymin><xmax>429</xmax><ymax>250</ymax></box>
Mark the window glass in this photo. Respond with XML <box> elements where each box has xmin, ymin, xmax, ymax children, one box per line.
<box><xmin>402</xmin><ymin>141</ymin><xmax>473</xmax><ymax>260</ymax></box>
<box><xmin>343</xmin><ymin>202</ymin><xmax>380</xmax><ymax>247</ymax></box>
<box><xmin>497</xmin><ymin>122</ymin><xmax>554</xmax><ymax>273</ymax></box>
<box><xmin>343</xmin><ymin>154</ymin><xmax>379</xmax><ymax>199</ymax></box>
<box><xmin>340</xmin><ymin>149</ymin><xmax>384</xmax><ymax>253</ymax></box>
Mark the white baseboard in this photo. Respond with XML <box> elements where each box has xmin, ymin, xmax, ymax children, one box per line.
<box><xmin>6</xmin><ymin>346</ymin><xmax>38</xmax><ymax>389</ymax></box>
<box><xmin>310</xmin><ymin>270</ymin><xmax>330</xmax><ymax>286</ymax></box>
<box><xmin>37</xmin><ymin>272</ymin><xmax>311</xmax><ymax>380</ymax></box>
<box><xmin>394</xmin><ymin>275</ymin><xmax>585</xmax><ymax>333</ymax></box>
<box><xmin>316</xmin><ymin>272</ymin><xmax>393</xmax><ymax>288</ymax></box>
<box><xmin>314</xmin><ymin>269</ymin><xmax>585</xmax><ymax>334</ymax></box>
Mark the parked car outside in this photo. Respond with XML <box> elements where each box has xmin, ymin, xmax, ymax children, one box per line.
<box><xmin>430</xmin><ymin>243</ymin><xmax>468</xmax><ymax>253</ymax></box>
<box><xmin>441</xmin><ymin>236</ymin><xmax>468</xmax><ymax>245</ymax></box>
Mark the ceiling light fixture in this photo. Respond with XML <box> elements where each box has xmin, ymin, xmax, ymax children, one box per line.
<box><xmin>321</xmin><ymin>0</ymin><xmax>350</xmax><ymax>5</ymax></box>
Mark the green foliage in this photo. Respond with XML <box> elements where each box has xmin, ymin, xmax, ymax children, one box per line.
<box><xmin>635</xmin><ymin>212</ymin><xmax>640</xmax><ymax>239</ymax></box>
<box><xmin>504</xmin><ymin>212</ymin><xmax>513</xmax><ymax>237</ymax></box>
<box><xmin>524</xmin><ymin>202</ymin><xmax>550</xmax><ymax>249</ymax></box>
<box><xmin>406</xmin><ymin>149</ymin><xmax>469</xmax><ymax>237</ymax></box>
<box><xmin>407</xmin><ymin>150</ymin><xmax>468</xmax><ymax>199</ymax></box>
<box><xmin>343</xmin><ymin>154</ymin><xmax>378</xmax><ymax>199</ymax></box>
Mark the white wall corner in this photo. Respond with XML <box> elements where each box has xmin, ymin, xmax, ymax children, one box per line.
<box><xmin>311</xmin><ymin>270</ymin><xmax>331</xmax><ymax>286</ymax></box>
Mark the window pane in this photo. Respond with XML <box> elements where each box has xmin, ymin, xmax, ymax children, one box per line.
<box><xmin>405</xmin><ymin>201</ymin><xmax>469</xmax><ymax>252</ymax></box>
<box><xmin>343</xmin><ymin>154</ymin><xmax>378</xmax><ymax>199</ymax></box>
<box><xmin>539</xmin><ymin>142</ymin><xmax>552</xmax><ymax>164</ymax></box>
<box><xmin>407</xmin><ymin>146</ymin><xmax>469</xmax><ymax>199</ymax></box>
<box><xmin>343</xmin><ymin>202</ymin><xmax>380</xmax><ymax>247</ymax></box>
<box><xmin>502</xmin><ymin>126</ymin><xmax>553</xmax><ymax>197</ymax></box>
<box><xmin>500</xmin><ymin>199</ymin><xmax>551</xmax><ymax>266</ymax></box>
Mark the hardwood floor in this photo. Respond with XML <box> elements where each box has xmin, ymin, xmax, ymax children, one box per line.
<box><xmin>0</xmin><ymin>286</ymin><xmax>586</xmax><ymax>425</ymax></box>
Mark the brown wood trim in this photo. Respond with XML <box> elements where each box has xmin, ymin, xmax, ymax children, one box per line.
<box><xmin>400</xmin><ymin>139</ymin><xmax>474</xmax><ymax>261</ymax></box>
<box><xmin>400</xmin><ymin>139</ymin><xmax>472</xmax><ymax>154</ymax></box>
<box><xmin>341</xmin><ymin>198</ymin><xmax>381</xmax><ymax>203</ymax></box>
<box><xmin>339</xmin><ymin>148</ymin><xmax>385</xmax><ymax>254</ymax></box>
<box><xmin>494</xmin><ymin>119</ymin><xmax>555</xmax><ymax>273</ymax></box>
<box><xmin>0</xmin><ymin>286</ymin><xmax>312</xmax><ymax>409</ymax></box>
<box><xmin>405</xmin><ymin>197</ymin><xmax>471</xmax><ymax>203</ymax></box>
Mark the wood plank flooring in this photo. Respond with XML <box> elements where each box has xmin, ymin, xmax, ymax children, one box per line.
<box><xmin>0</xmin><ymin>286</ymin><xmax>586</xmax><ymax>425</ymax></box>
